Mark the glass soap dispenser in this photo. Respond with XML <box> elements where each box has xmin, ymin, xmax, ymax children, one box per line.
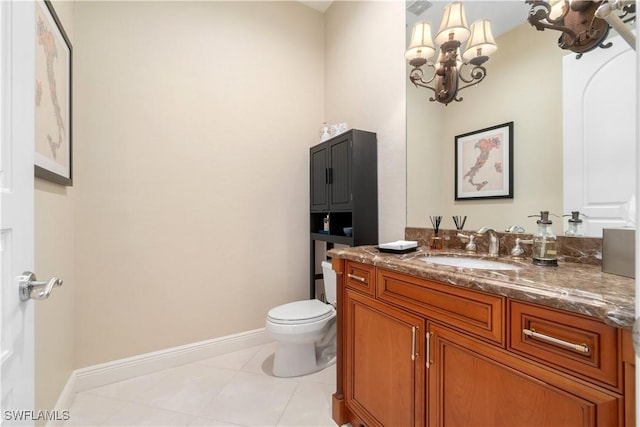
<box><xmin>564</xmin><ymin>211</ymin><xmax>585</xmax><ymax>236</ymax></box>
<box><xmin>528</xmin><ymin>211</ymin><xmax>558</xmax><ymax>267</ymax></box>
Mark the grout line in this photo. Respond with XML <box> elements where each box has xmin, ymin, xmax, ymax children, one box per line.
<box><xmin>192</xmin><ymin>369</ymin><xmax>242</xmax><ymax>420</ymax></box>
<box><xmin>99</xmin><ymin>400</ymin><xmax>197</xmax><ymax>427</ymax></box>
<box><xmin>273</xmin><ymin>380</ymin><xmax>301</xmax><ymax>427</ymax></box>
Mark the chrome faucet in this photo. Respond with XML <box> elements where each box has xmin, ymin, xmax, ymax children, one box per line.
<box><xmin>476</xmin><ymin>226</ymin><xmax>500</xmax><ymax>257</ymax></box>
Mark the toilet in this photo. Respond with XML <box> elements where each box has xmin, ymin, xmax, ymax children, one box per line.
<box><xmin>265</xmin><ymin>260</ymin><xmax>337</xmax><ymax>377</ymax></box>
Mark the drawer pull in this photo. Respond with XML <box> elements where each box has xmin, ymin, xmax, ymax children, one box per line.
<box><xmin>523</xmin><ymin>328</ymin><xmax>590</xmax><ymax>353</ymax></box>
<box><xmin>348</xmin><ymin>273</ymin><xmax>367</xmax><ymax>283</ymax></box>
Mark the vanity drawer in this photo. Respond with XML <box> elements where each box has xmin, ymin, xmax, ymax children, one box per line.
<box><xmin>344</xmin><ymin>261</ymin><xmax>375</xmax><ymax>296</ymax></box>
<box><xmin>376</xmin><ymin>268</ymin><xmax>505</xmax><ymax>345</ymax></box>
<box><xmin>509</xmin><ymin>300</ymin><xmax>620</xmax><ymax>390</ymax></box>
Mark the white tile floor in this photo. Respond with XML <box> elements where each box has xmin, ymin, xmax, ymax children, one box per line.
<box><xmin>64</xmin><ymin>342</ymin><xmax>337</xmax><ymax>427</ymax></box>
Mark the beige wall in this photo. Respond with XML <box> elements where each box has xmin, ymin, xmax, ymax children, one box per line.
<box><xmin>407</xmin><ymin>24</ymin><xmax>565</xmax><ymax>234</ymax></box>
<box><xmin>72</xmin><ymin>1</ymin><xmax>324</xmax><ymax>367</ymax></box>
<box><xmin>34</xmin><ymin>0</ymin><xmax>76</xmax><ymax>415</ymax></box>
<box><xmin>35</xmin><ymin>0</ymin><xmax>407</xmax><ymax>406</ymax></box>
<box><xmin>324</xmin><ymin>1</ymin><xmax>406</xmax><ymax>243</ymax></box>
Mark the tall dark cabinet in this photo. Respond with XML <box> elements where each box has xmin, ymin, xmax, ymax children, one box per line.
<box><xmin>310</xmin><ymin>129</ymin><xmax>378</xmax><ymax>298</ymax></box>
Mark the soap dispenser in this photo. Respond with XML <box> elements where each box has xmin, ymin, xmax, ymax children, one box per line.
<box><xmin>528</xmin><ymin>211</ymin><xmax>558</xmax><ymax>267</ymax></box>
<box><xmin>564</xmin><ymin>211</ymin><xmax>585</xmax><ymax>236</ymax></box>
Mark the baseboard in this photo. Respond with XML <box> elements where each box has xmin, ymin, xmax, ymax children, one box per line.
<box><xmin>48</xmin><ymin>373</ymin><xmax>76</xmax><ymax>427</ymax></box>
<box><xmin>50</xmin><ymin>327</ymin><xmax>269</xmax><ymax>419</ymax></box>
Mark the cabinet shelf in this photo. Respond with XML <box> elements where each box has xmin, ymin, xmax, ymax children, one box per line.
<box><xmin>311</xmin><ymin>233</ymin><xmax>354</xmax><ymax>246</ymax></box>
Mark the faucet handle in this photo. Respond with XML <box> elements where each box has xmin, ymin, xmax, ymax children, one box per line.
<box><xmin>511</xmin><ymin>237</ymin><xmax>533</xmax><ymax>259</ymax></box>
<box><xmin>505</xmin><ymin>225</ymin><xmax>525</xmax><ymax>233</ymax></box>
<box><xmin>457</xmin><ymin>233</ymin><xmax>477</xmax><ymax>254</ymax></box>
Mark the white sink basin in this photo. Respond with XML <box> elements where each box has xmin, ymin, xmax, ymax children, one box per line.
<box><xmin>421</xmin><ymin>256</ymin><xmax>522</xmax><ymax>271</ymax></box>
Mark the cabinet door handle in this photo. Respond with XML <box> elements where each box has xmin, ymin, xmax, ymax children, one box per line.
<box><xmin>347</xmin><ymin>274</ymin><xmax>366</xmax><ymax>283</ymax></box>
<box><xmin>327</xmin><ymin>167</ymin><xmax>333</xmax><ymax>184</ymax></box>
<box><xmin>411</xmin><ymin>326</ymin><xmax>418</xmax><ymax>361</ymax></box>
<box><xmin>523</xmin><ymin>328</ymin><xmax>590</xmax><ymax>353</ymax></box>
<box><xmin>325</xmin><ymin>168</ymin><xmax>329</xmax><ymax>184</ymax></box>
<box><xmin>425</xmin><ymin>331</ymin><xmax>433</xmax><ymax>368</ymax></box>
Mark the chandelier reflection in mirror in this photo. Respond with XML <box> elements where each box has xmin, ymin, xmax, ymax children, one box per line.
<box><xmin>526</xmin><ymin>0</ymin><xmax>636</xmax><ymax>58</ymax></box>
<box><xmin>405</xmin><ymin>2</ymin><xmax>497</xmax><ymax>105</ymax></box>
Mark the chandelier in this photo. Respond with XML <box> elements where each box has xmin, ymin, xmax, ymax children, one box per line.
<box><xmin>526</xmin><ymin>0</ymin><xmax>636</xmax><ymax>57</ymax></box>
<box><xmin>405</xmin><ymin>2</ymin><xmax>497</xmax><ymax>105</ymax></box>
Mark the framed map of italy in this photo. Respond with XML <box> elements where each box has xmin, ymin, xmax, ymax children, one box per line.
<box><xmin>35</xmin><ymin>0</ymin><xmax>72</xmax><ymax>186</ymax></box>
<box><xmin>455</xmin><ymin>122</ymin><xmax>513</xmax><ymax>200</ymax></box>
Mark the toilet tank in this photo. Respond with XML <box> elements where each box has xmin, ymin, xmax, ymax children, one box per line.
<box><xmin>321</xmin><ymin>261</ymin><xmax>337</xmax><ymax>305</ymax></box>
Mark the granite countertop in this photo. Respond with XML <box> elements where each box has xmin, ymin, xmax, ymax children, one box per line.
<box><xmin>327</xmin><ymin>245</ymin><xmax>636</xmax><ymax>329</ymax></box>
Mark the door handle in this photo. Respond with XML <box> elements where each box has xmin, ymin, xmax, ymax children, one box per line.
<box><xmin>19</xmin><ymin>272</ymin><xmax>63</xmax><ymax>301</ymax></box>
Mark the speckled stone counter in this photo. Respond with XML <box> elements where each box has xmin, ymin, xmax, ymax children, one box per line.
<box><xmin>327</xmin><ymin>245</ymin><xmax>635</xmax><ymax>329</ymax></box>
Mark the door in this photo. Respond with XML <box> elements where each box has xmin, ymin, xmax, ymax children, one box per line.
<box><xmin>328</xmin><ymin>137</ymin><xmax>352</xmax><ymax>211</ymax></box>
<box><xmin>310</xmin><ymin>144</ymin><xmax>329</xmax><ymax>212</ymax></box>
<box><xmin>345</xmin><ymin>289</ymin><xmax>424</xmax><ymax>427</ymax></box>
<box><xmin>563</xmin><ymin>33</ymin><xmax>637</xmax><ymax>236</ymax></box>
<box><xmin>1</xmin><ymin>0</ymin><xmax>36</xmax><ymax>422</ymax></box>
<box><xmin>427</xmin><ymin>324</ymin><xmax>620</xmax><ymax>427</ymax></box>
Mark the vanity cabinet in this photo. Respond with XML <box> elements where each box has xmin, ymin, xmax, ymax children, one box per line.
<box><xmin>332</xmin><ymin>260</ymin><xmax>634</xmax><ymax>427</ymax></box>
<box><xmin>428</xmin><ymin>323</ymin><xmax>620</xmax><ymax>427</ymax></box>
<box><xmin>345</xmin><ymin>289</ymin><xmax>425</xmax><ymax>427</ymax></box>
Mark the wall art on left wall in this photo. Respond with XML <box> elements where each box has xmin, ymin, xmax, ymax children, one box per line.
<box><xmin>35</xmin><ymin>0</ymin><xmax>72</xmax><ymax>186</ymax></box>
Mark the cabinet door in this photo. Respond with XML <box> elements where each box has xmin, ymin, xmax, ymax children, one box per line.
<box><xmin>310</xmin><ymin>144</ymin><xmax>329</xmax><ymax>211</ymax></box>
<box><xmin>427</xmin><ymin>323</ymin><xmax>621</xmax><ymax>427</ymax></box>
<box><xmin>329</xmin><ymin>137</ymin><xmax>352</xmax><ymax>211</ymax></box>
<box><xmin>345</xmin><ymin>289</ymin><xmax>425</xmax><ymax>427</ymax></box>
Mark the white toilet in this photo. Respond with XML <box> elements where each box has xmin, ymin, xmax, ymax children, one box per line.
<box><xmin>265</xmin><ymin>261</ymin><xmax>337</xmax><ymax>377</ymax></box>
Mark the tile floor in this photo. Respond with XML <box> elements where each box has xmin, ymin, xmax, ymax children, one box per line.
<box><xmin>64</xmin><ymin>342</ymin><xmax>337</xmax><ymax>427</ymax></box>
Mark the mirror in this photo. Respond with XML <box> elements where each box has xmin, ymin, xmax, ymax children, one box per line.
<box><xmin>406</xmin><ymin>1</ymin><xmax>635</xmax><ymax>237</ymax></box>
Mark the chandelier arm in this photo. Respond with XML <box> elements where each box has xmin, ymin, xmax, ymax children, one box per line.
<box><xmin>618</xmin><ymin>4</ymin><xmax>637</xmax><ymax>28</ymax></box>
<box><xmin>618</xmin><ymin>2</ymin><xmax>635</xmax><ymax>21</ymax></box>
<box><xmin>526</xmin><ymin>0</ymin><xmax>571</xmax><ymax>27</ymax></box>
<box><xmin>457</xmin><ymin>64</ymin><xmax>486</xmax><ymax>84</ymax></box>
<box><xmin>526</xmin><ymin>0</ymin><xmax>580</xmax><ymax>43</ymax></box>
<box><xmin>408</xmin><ymin>64</ymin><xmax>438</xmax><ymax>97</ymax></box>
<box><xmin>529</xmin><ymin>18</ymin><xmax>579</xmax><ymax>41</ymax></box>
<box><xmin>456</xmin><ymin>66</ymin><xmax>487</xmax><ymax>93</ymax></box>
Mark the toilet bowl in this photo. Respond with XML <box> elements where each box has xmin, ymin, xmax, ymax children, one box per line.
<box><xmin>265</xmin><ymin>261</ymin><xmax>337</xmax><ymax>377</ymax></box>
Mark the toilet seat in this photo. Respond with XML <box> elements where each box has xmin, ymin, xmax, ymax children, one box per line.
<box><xmin>267</xmin><ymin>299</ymin><xmax>334</xmax><ymax>325</ymax></box>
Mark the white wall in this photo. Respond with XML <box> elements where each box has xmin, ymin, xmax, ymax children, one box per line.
<box><xmin>324</xmin><ymin>0</ymin><xmax>406</xmax><ymax>243</ymax></box>
<box><xmin>407</xmin><ymin>24</ymin><xmax>565</xmax><ymax>234</ymax></box>
<box><xmin>72</xmin><ymin>1</ymin><xmax>324</xmax><ymax>367</ymax></box>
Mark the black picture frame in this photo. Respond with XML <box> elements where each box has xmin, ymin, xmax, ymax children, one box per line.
<box><xmin>455</xmin><ymin>122</ymin><xmax>513</xmax><ymax>200</ymax></box>
<box><xmin>34</xmin><ymin>0</ymin><xmax>73</xmax><ymax>186</ymax></box>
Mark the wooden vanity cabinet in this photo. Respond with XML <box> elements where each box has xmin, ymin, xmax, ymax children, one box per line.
<box><xmin>333</xmin><ymin>260</ymin><xmax>633</xmax><ymax>427</ymax></box>
<box><xmin>344</xmin><ymin>289</ymin><xmax>425</xmax><ymax>427</ymax></box>
<box><xmin>428</xmin><ymin>322</ymin><xmax>621</xmax><ymax>427</ymax></box>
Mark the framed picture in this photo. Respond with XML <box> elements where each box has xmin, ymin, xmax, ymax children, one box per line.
<box><xmin>35</xmin><ymin>0</ymin><xmax>72</xmax><ymax>186</ymax></box>
<box><xmin>455</xmin><ymin>122</ymin><xmax>513</xmax><ymax>200</ymax></box>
